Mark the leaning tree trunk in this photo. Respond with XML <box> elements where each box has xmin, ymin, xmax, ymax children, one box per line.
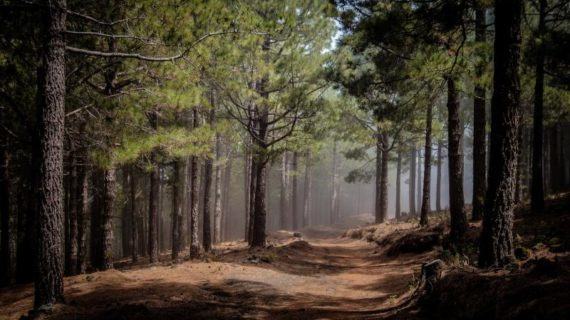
<box><xmin>420</xmin><ymin>103</ymin><xmax>433</xmax><ymax>226</ymax></box>
<box><xmin>303</xmin><ymin>151</ymin><xmax>313</xmax><ymax>227</ymax></box>
<box><xmin>171</xmin><ymin>160</ymin><xmax>184</xmax><ymax>260</ymax></box>
<box><xmin>479</xmin><ymin>0</ymin><xmax>522</xmax><ymax>268</ymax></box>
<box><xmin>409</xmin><ymin>148</ymin><xmax>416</xmax><ymax>215</ymax></box>
<box><xmin>280</xmin><ymin>152</ymin><xmax>290</xmax><ymax>229</ymax></box>
<box><xmin>436</xmin><ymin>141</ymin><xmax>443</xmax><ymax>212</ymax></box>
<box><xmin>148</xmin><ymin>110</ymin><xmax>160</xmax><ymax>262</ymax></box>
<box><xmin>472</xmin><ymin>6</ymin><xmax>488</xmax><ymax>221</ymax></box>
<box><xmin>291</xmin><ymin>152</ymin><xmax>299</xmax><ymax>230</ymax></box>
<box><xmin>35</xmin><ymin>0</ymin><xmax>66</xmax><ymax>308</ymax></box>
<box><xmin>213</xmin><ymin>135</ymin><xmax>223</xmax><ymax>244</ymax></box>
<box><xmin>395</xmin><ymin>151</ymin><xmax>402</xmax><ymax>220</ymax></box>
<box><xmin>375</xmin><ymin>130</ymin><xmax>383</xmax><ymax>223</ymax></box>
<box><xmin>380</xmin><ymin>133</ymin><xmax>389</xmax><ymax>222</ymax></box>
<box><xmin>446</xmin><ymin>76</ymin><xmax>468</xmax><ymax>243</ymax></box>
<box><xmin>531</xmin><ymin>0</ymin><xmax>546</xmax><ymax>214</ymax></box>
<box><xmin>189</xmin><ymin>108</ymin><xmax>200</xmax><ymax>258</ymax></box>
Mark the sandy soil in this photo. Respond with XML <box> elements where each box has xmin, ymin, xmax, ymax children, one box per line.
<box><xmin>0</xmin><ymin>224</ymin><xmax>433</xmax><ymax>320</ymax></box>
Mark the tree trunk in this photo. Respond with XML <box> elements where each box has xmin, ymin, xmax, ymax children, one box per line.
<box><xmin>395</xmin><ymin>151</ymin><xmax>402</xmax><ymax>220</ymax></box>
<box><xmin>148</xmin><ymin>112</ymin><xmax>159</xmax><ymax>263</ymax></box>
<box><xmin>189</xmin><ymin>109</ymin><xmax>200</xmax><ymax>258</ymax></box>
<box><xmin>91</xmin><ymin>168</ymin><xmax>115</xmax><ymax>271</ymax></box>
<box><xmin>280</xmin><ymin>152</ymin><xmax>290</xmax><ymax>229</ymax></box>
<box><xmin>247</xmin><ymin>155</ymin><xmax>257</xmax><ymax>242</ymax></box>
<box><xmin>250</xmin><ymin>156</ymin><xmax>267</xmax><ymax>247</ymax></box>
<box><xmin>172</xmin><ymin>161</ymin><xmax>184</xmax><ymax>260</ymax></box>
<box><xmin>416</xmin><ymin>149</ymin><xmax>423</xmax><ymax>213</ymax></box>
<box><xmin>436</xmin><ymin>141</ymin><xmax>442</xmax><ymax>212</ymax></box>
<box><xmin>0</xmin><ymin>146</ymin><xmax>13</xmax><ymax>285</ymax></box>
<box><xmin>549</xmin><ymin>125</ymin><xmax>561</xmax><ymax>193</ymax></box>
<box><xmin>303</xmin><ymin>151</ymin><xmax>313</xmax><ymax>227</ymax></box>
<box><xmin>129</xmin><ymin>167</ymin><xmax>138</xmax><ymax>263</ymax></box>
<box><xmin>76</xmin><ymin>153</ymin><xmax>88</xmax><ymax>274</ymax></box>
<box><xmin>472</xmin><ymin>7</ymin><xmax>488</xmax><ymax>221</ymax></box>
<box><xmin>213</xmin><ymin>135</ymin><xmax>223</xmax><ymax>244</ymax></box>
<box><xmin>291</xmin><ymin>152</ymin><xmax>299</xmax><ymax>230</ymax></box>
<box><xmin>222</xmin><ymin>149</ymin><xmax>233</xmax><ymax>240</ymax></box>
<box><xmin>446</xmin><ymin>77</ymin><xmax>468</xmax><ymax>243</ymax></box>
<box><xmin>243</xmin><ymin>148</ymin><xmax>251</xmax><ymax>239</ymax></box>
<box><xmin>158</xmin><ymin>167</ymin><xmax>164</xmax><ymax>253</ymax></box>
<box><xmin>65</xmin><ymin>153</ymin><xmax>79</xmax><ymax>275</ymax></box>
<box><xmin>409</xmin><ymin>148</ymin><xmax>416</xmax><ymax>215</ymax></box>
<box><xmin>479</xmin><ymin>0</ymin><xmax>522</xmax><ymax>267</ymax></box>
<box><xmin>202</xmin><ymin>108</ymin><xmax>214</xmax><ymax>252</ymax></box>
<box><xmin>121</xmin><ymin>167</ymin><xmax>131</xmax><ymax>259</ymax></box>
<box><xmin>531</xmin><ymin>0</ymin><xmax>546</xmax><ymax>214</ymax></box>
<box><xmin>330</xmin><ymin>141</ymin><xmax>339</xmax><ymax>224</ymax></box>
<box><xmin>375</xmin><ymin>131</ymin><xmax>383</xmax><ymax>223</ymax></box>
<box><xmin>380</xmin><ymin>133</ymin><xmax>389</xmax><ymax>222</ymax></box>
<box><xmin>420</xmin><ymin>103</ymin><xmax>433</xmax><ymax>226</ymax></box>
<box><xmin>35</xmin><ymin>0</ymin><xmax>66</xmax><ymax>307</ymax></box>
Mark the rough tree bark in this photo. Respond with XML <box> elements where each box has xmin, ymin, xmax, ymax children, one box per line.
<box><xmin>409</xmin><ymin>148</ymin><xmax>416</xmax><ymax>215</ymax></box>
<box><xmin>291</xmin><ymin>152</ymin><xmax>299</xmax><ymax>230</ymax></box>
<box><xmin>436</xmin><ymin>141</ymin><xmax>442</xmax><ymax>212</ymax></box>
<box><xmin>280</xmin><ymin>152</ymin><xmax>290</xmax><ymax>229</ymax></box>
<box><xmin>531</xmin><ymin>0</ymin><xmax>546</xmax><ymax>214</ymax></box>
<box><xmin>189</xmin><ymin>108</ymin><xmax>200</xmax><ymax>258</ymax></box>
<box><xmin>148</xmin><ymin>111</ymin><xmax>159</xmax><ymax>263</ymax></box>
<box><xmin>222</xmin><ymin>149</ymin><xmax>233</xmax><ymax>240</ymax></box>
<box><xmin>395</xmin><ymin>151</ymin><xmax>402</xmax><ymax>220</ymax></box>
<box><xmin>0</xmin><ymin>146</ymin><xmax>12</xmax><ymax>285</ymax></box>
<box><xmin>420</xmin><ymin>103</ymin><xmax>433</xmax><ymax>226</ymax></box>
<box><xmin>446</xmin><ymin>76</ymin><xmax>468</xmax><ymax>243</ymax></box>
<box><xmin>380</xmin><ymin>133</ymin><xmax>389</xmax><ymax>222</ymax></box>
<box><xmin>65</xmin><ymin>152</ymin><xmax>78</xmax><ymax>275</ymax></box>
<box><xmin>375</xmin><ymin>130</ymin><xmax>383</xmax><ymax>223</ymax></box>
<box><xmin>213</xmin><ymin>134</ymin><xmax>223</xmax><ymax>244</ymax></box>
<box><xmin>243</xmin><ymin>148</ymin><xmax>251</xmax><ymax>239</ymax></box>
<box><xmin>330</xmin><ymin>141</ymin><xmax>339</xmax><ymax>224</ymax></box>
<box><xmin>202</xmin><ymin>116</ymin><xmax>214</xmax><ymax>253</ymax></box>
<box><xmin>76</xmin><ymin>151</ymin><xmax>88</xmax><ymax>274</ymax></box>
<box><xmin>479</xmin><ymin>0</ymin><xmax>522</xmax><ymax>268</ymax></box>
<box><xmin>171</xmin><ymin>161</ymin><xmax>184</xmax><ymax>260</ymax></box>
<box><xmin>416</xmin><ymin>150</ymin><xmax>422</xmax><ymax>212</ymax></box>
<box><xmin>303</xmin><ymin>151</ymin><xmax>313</xmax><ymax>227</ymax></box>
<box><xmin>129</xmin><ymin>166</ymin><xmax>138</xmax><ymax>263</ymax></box>
<box><xmin>121</xmin><ymin>167</ymin><xmax>131</xmax><ymax>259</ymax></box>
<box><xmin>91</xmin><ymin>168</ymin><xmax>115</xmax><ymax>271</ymax></box>
<box><xmin>34</xmin><ymin>0</ymin><xmax>66</xmax><ymax>308</ymax></box>
<box><xmin>472</xmin><ymin>6</ymin><xmax>488</xmax><ymax>221</ymax></box>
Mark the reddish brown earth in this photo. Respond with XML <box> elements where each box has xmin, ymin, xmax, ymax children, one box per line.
<box><xmin>0</xmin><ymin>225</ymin><xmax>431</xmax><ymax>320</ymax></box>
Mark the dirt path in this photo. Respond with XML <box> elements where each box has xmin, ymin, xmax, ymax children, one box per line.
<box><xmin>0</xmin><ymin>227</ymin><xmax>433</xmax><ymax>319</ymax></box>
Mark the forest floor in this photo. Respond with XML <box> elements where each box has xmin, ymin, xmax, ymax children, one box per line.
<box><xmin>1</xmin><ymin>193</ymin><xmax>569</xmax><ymax>320</ymax></box>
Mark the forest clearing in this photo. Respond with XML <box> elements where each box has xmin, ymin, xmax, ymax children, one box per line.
<box><xmin>1</xmin><ymin>0</ymin><xmax>570</xmax><ymax>319</ymax></box>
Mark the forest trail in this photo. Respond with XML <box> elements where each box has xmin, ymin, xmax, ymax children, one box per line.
<box><xmin>0</xmin><ymin>223</ymin><xmax>432</xmax><ymax>320</ymax></box>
